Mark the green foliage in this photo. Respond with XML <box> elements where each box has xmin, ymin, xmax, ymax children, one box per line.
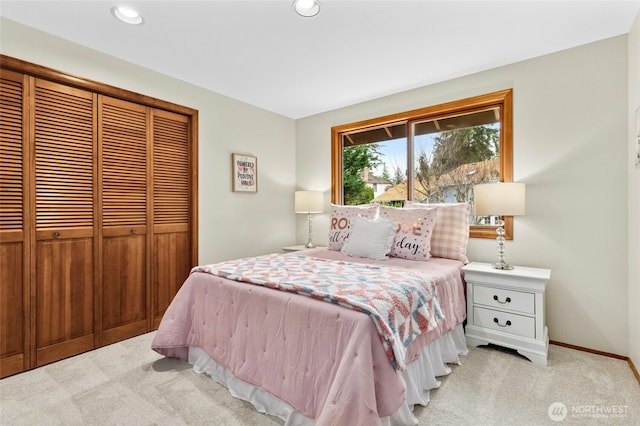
<box><xmin>343</xmin><ymin>144</ymin><xmax>381</xmax><ymax>205</ymax></box>
<box><xmin>345</xmin><ymin>184</ymin><xmax>374</xmax><ymax>205</ymax></box>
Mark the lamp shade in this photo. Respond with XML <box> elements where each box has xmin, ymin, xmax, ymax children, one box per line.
<box><xmin>474</xmin><ymin>182</ymin><xmax>526</xmax><ymax>216</ymax></box>
<box><xmin>295</xmin><ymin>190</ymin><xmax>323</xmax><ymax>213</ymax></box>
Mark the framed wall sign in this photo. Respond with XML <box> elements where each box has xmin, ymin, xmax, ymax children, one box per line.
<box><xmin>232</xmin><ymin>153</ymin><xmax>258</xmax><ymax>192</ymax></box>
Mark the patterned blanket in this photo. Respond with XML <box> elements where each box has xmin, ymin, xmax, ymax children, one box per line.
<box><xmin>191</xmin><ymin>253</ymin><xmax>443</xmax><ymax>371</ymax></box>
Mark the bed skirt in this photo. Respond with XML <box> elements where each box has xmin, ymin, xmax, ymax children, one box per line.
<box><xmin>188</xmin><ymin>323</ymin><xmax>468</xmax><ymax>426</ymax></box>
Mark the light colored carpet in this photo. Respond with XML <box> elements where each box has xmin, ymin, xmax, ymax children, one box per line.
<box><xmin>1</xmin><ymin>332</ymin><xmax>638</xmax><ymax>425</ymax></box>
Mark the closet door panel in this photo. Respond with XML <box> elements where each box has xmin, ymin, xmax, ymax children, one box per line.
<box><xmin>152</xmin><ymin>227</ymin><xmax>190</xmax><ymax>328</ymax></box>
<box><xmin>100</xmin><ymin>96</ymin><xmax>149</xmax><ymax>345</ymax></box>
<box><xmin>35</xmin><ymin>237</ymin><xmax>94</xmax><ymax>366</ymax></box>
<box><xmin>0</xmin><ymin>69</ymin><xmax>29</xmax><ymax>378</ymax></box>
<box><xmin>151</xmin><ymin>110</ymin><xmax>191</xmax><ymax>327</ymax></box>
<box><xmin>0</xmin><ymin>242</ymin><xmax>25</xmax><ymax>377</ymax></box>
<box><xmin>33</xmin><ymin>79</ymin><xmax>96</xmax><ymax>365</ymax></box>
<box><xmin>101</xmin><ymin>234</ymin><xmax>147</xmax><ymax>343</ymax></box>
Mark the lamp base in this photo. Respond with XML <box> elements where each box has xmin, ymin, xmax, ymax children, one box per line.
<box><xmin>492</xmin><ymin>262</ymin><xmax>514</xmax><ymax>270</ymax></box>
<box><xmin>493</xmin><ymin>218</ymin><xmax>514</xmax><ymax>270</ymax></box>
<box><xmin>305</xmin><ymin>213</ymin><xmax>315</xmax><ymax>249</ymax></box>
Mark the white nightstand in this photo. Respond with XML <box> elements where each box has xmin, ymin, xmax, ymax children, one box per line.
<box><xmin>463</xmin><ymin>262</ymin><xmax>551</xmax><ymax>366</ymax></box>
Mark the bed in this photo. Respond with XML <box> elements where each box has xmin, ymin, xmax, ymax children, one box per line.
<box><xmin>152</xmin><ymin>202</ymin><xmax>471</xmax><ymax>425</ymax></box>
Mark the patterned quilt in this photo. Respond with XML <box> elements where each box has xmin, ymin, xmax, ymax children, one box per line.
<box><xmin>191</xmin><ymin>253</ymin><xmax>444</xmax><ymax>371</ymax></box>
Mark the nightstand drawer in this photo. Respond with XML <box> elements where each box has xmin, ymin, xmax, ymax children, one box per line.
<box><xmin>473</xmin><ymin>307</ymin><xmax>535</xmax><ymax>339</ymax></box>
<box><xmin>473</xmin><ymin>285</ymin><xmax>534</xmax><ymax>314</ymax></box>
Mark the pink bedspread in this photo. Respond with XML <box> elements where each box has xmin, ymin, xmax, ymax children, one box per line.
<box><xmin>152</xmin><ymin>248</ymin><xmax>466</xmax><ymax>425</ymax></box>
<box><xmin>191</xmin><ymin>253</ymin><xmax>443</xmax><ymax>371</ymax></box>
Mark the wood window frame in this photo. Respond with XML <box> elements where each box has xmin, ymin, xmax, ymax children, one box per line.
<box><xmin>331</xmin><ymin>89</ymin><xmax>513</xmax><ymax>240</ymax></box>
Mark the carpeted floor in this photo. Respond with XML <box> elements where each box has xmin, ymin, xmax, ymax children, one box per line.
<box><xmin>1</xmin><ymin>332</ymin><xmax>638</xmax><ymax>425</ymax></box>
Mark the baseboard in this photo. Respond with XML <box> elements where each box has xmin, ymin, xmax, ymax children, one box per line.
<box><xmin>550</xmin><ymin>340</ymin><xmax>640</xmax><ymax>385</ymax></box>
<box><xmin>550</xmin><ymin>340</ymin><xmax>626</xmax><ymax>359</ymax></box>
<box><xmin>629</xmin><ymin>358</ymin><xmax>640</xmax><ymax>385</ymax></box>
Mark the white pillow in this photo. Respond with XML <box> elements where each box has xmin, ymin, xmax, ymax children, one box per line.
<box><xmin>340</xmin><ymin>217</ymin><xmax>396</xmax><ymax>260</ymax></box>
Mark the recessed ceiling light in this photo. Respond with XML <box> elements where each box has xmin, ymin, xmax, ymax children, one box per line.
<box><xmin>111</xmin><ymin>6</ymin><xmax>144</xmax><ymax>25</ymax></box>
<box><xmin>292</xmin><ymin>0</ymin><xmax>320</xmax><ymax>18</ymax></box>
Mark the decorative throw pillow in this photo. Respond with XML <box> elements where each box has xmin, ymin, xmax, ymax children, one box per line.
<box><xmin>404</xmin><ymin>201</ymin><xmax>471</xmax><ymax>263</ymax></box>
<box><xmin>327</xmin><ymin>203</ymin><xmax>379</xmax><ymax>251</ymax></box>
<box><xmin>378</xmin><ymin>205</ymin><xmax>438</xmax><ymax>261</ymax></box>
<box><xmin>340</xmin><ymin>217</ymin><xmax>396</xmax><ymax>260</ymax></box>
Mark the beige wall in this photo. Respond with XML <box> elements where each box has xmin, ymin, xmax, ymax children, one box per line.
<box><xmin>628</xmin><ymin>12</ymin><xmax>640</xmax><ymax>371</ymax></box>
<box><xmin>296</xmin><ymin>36</ymin><xmax>631</xmax><ymax>356</ymax></box>
<box><xmin>0</xmin><ymin>18</ymin><xmax>297</xmax><ymax>264</ymax></box>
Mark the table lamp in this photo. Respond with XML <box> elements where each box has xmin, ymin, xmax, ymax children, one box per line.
<box><xmin>295</xmin><ymin>190</ymin><xmax>324</xmax><ymax>248</ymax></box>
<box><xmin>474</xmin><ymin>182</ymin><xmax>526</xmax><ymax>270</ymax></box>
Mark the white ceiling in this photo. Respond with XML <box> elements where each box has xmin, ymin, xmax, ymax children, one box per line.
<box><xmin>1</xmin><ymin>1</ymin><xmax>638</xmax><ymax>119</ymax></box>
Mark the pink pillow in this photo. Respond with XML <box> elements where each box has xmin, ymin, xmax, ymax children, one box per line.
<box><xmin>378</xmin><ymin>205</ymin><xmax>438</xmax><ymax>261</ymax></box>
<box><xmin>340</xmin><ymin>217</ymin><xmax>397</xmax><ymax>260</ymax></box>
<box><xmin>404</xmin><ymin>201</ymin><xmax>470</xmax><ymax>263</ymax></box>
<box><xmin>327</xmin><ymin>204</ymin><xmax>379</xmax><ymax>251</ymax></box>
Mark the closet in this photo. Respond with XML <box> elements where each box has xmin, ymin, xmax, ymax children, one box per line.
<box><xmin>0</xmin><ymin>56</ymin><xmax>198</xmax><ymax>378</ymax></box>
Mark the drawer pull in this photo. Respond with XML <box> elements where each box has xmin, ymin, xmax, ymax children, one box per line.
<box><xmin>53</xmin><ymin>231</ymin><xmax>60</xmax><ymax>238</ymax></box>
<box><xmin>493</xmin><ymin>317</ymin><xmax>512</xmax><ymax>327</ymax></box>
<box><xmin>493</xmin><ymin>295</ymin><xmax>511</xmax><ymax>304</ymax></box>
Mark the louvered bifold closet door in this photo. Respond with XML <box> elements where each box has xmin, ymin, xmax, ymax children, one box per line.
<box><xmin>0</xmin><ymin>70</ymin><xmax>29</xmax><ymax>378</ymax></box>
<box><xmin>33</xmin><ymin>79</ymin><xmax>96</xmax><ymax>367</ymax></box>
<box><xmin>100</xmin><ymin>96</ymin><xmax>149</xmax><ymax>345</ymax></box>
<box><xmin>151</xmin><ymin>109</ymin><xmax>191</xmax><ymax>328</ymax></box>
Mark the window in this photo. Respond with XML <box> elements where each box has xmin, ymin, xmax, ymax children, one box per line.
<box><xmin>331</xmin><ymin>89</ymin><xmax>513</xmax><ymax>239</ymax></box>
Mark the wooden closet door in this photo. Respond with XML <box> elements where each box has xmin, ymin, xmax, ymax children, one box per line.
<box><xmin>33</xmin><ymin>79</ymin><xmax>96</xmax><ymax>366</ymax></box>
<box><xmin>99</xmin><ymin>96</ymin><xmax>149</xmax><ymax>345</ymax></box>
<box><xmin>151</xmin><ymin>109</ymin><xmax>192</xmax><ymax>327</ymax></box>
<box><xmin>0</xmin><ymin>69</ymin><xmax>29</xmax><ymax>378</ymax></box>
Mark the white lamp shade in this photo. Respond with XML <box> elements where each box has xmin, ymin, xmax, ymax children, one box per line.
<box><xmin>295</xmin><ymin>190</ymin><xmax>324</xmax><ymax>213</ymax></box>
<box><xmin>474</xmin><ymin>182</ymin><xmax>526</xmax><ymax>216</ymax></box>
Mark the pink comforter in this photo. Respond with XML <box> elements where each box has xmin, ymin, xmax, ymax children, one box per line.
<box><xmin>191</xmin><ymin>253</ymin><xmax>443</xmax><ymax>371</ymax></box>
<box><xmin>152</xmin><ymin>249</ymin><xmax>466</xmax><ymax>425</ymax></box>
